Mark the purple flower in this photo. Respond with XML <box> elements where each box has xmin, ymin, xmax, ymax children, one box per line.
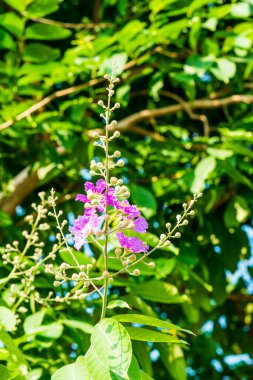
<box><xmin>69</xmin><ymin>208</ymin><xmax>103</xmax><ymax>250</ymax></box>
<box><xmin>134</xmin><ymin>217</ymin><xmax>148</xmax><ymax>233</ymax></box>
<box><xmin>116</xmin><ymin>232</ymin><xmax>149</xmax><ymax>253</ymax></box>
<box><xmin>84</xmin><ymin>179</ymin><xmax>106</xmax><ymax>194</ymax></box>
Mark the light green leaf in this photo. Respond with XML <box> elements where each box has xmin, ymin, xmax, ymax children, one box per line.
<box><xmin>126</xmin><ymin>327</ymin><xmax>187</xmax><ymax>344</ymax></box>
<box><xmin>0</xmin><ymin>364</ymin><xmax>19</xmax><ymax>380</ymax></box>
<box><xmin>27</xmin><ymin>0</ymin><xmax>60</xmax><ymax>17</ymax></box>
<box><xmin>132</xmin><ymin>280</ymin><xmax>189</xmax><ymax>304</ymax></box>
<box><xmin>207</xmin><ymin>148</ymin><xmax>233</xmax><ymax>160</ymax></box>
<box><xmin>51</xmin><ymin>356</ymin><xmax>90</xmax><ymax>380</ymax></box>
<box><xmin>130</xmin><ymin>185</ymin><xmax>157</xmax><ymax>218</ymax></box>
<box><xmin>215</xmin><ymin>58</ymin><xmax>237</xmax><ymax>83</ymax></box>
<box><xmin>35</xmin><ymin>322</ymin><xmax>63</xmax><ymax>339</ymax></box>
<box><xmin>224</xmin><ymin>196</ymin><xmax>251</xmax><ymax>227</ymax></box>
<box><xmin>107</xmin><ymin>300</ymin><xmax>132</xmax><ymax>310</ymax></box>
<box><xmin>141</xmin><ymin>372</ymin><xmax>155</xmax><ymax>380</ymax></box>
<box><xmin>0</xmin><ymin>307</ymin><xmax>16</xmax><ymax>331</ymax></box>
<box><xmin>85</xmin><ymin>348</ymin><xmax>141</xmax><ymax>380</ymax></box>
<box><xmin>91</xmin><ymin>318</ymin><xmax>132</xmax><ymax>377</ymax></box>
<box><xmin>3</xmin><ymin>0</ymin><xmax>28</xmax><ymax>13</ymax></box>
<box><xmin>0</xmin><ymin>29</ymin><xmax>15</xmax><ymax>50</ymax></box>
<box><xmin>188</xmin><ymin>0</ymin><xmax>216</xmax><ymax>16</ymax></box>
<box><xmin>59</xmin><ymin>248</ymin><xmax>91</xmax><ymax>266</ymax></box>
<box><xmin>23</xmin><ymin>43</ymin><xmax>60</xmax><ymax>63</ymax></box>
<box><xmin>112</xmin><ymin>314</ymin><xmax>193</xmax><ymax>335</ymax></box>
<box><xmin>61</xmin><ymin>319</ymin><xmax>93</xmax><ymax>334</ymax></box>
<box><xmin>0</xmin><ymin>329</ymin><xmax>28</xmax><ymax>374</ymax></box>
<box><xmin>231</xmin><ymin>3</ymin><xmax>251</xmax><ymax>18</ymax></box>
<box><xmin>0</xmin><ymin>348</ymin><xmax>9</xmax><ymax>360</ymax></box>
<box><xmin>0</xmin><ymin>13</ymin><xmax>24</xmax><ymax>37</ymax></box>
<box><xmin>23</xmin><ymin>310</ymin><xmax>46</xmax><ymax>334</ymax></box>
<box><xmin>191</xmin><ymin>156</ymin><xmax>216</xmax><ymax>193</ymax></box>
<box><xmin>25</xmin><ymin>24</ymin><xmax>71</xmax><ymax>41</ymax></box>
<box><xmin>25</xmin><ymin>369</ymin><xmax>42</xmax><ymax>380</ymax></box>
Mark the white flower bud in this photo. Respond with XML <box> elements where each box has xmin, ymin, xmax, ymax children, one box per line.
<box><xmin>175</xmin><ymin>232</ymin><xmax>181</xmax><ymax>238</ymax></box>
<box><xmin>114</xmin><ymin>150</ymin><xmax>121</xmax><ymax>158</ymax></box>
<box><xmin>117</xmin><ymin>159</ymin><xmax>125</xmax><ymax>167</ymax></box>
<box><xmin>133</xmin><ymin>269</ymin><xmax>141</xmax><ymax>276</ymax></box>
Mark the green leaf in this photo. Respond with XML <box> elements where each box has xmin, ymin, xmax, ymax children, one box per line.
<box><xmin>91</xmin><ymin>318</ymin><xmax>132</xmax><ymax>377</ymax></box>
<box><xmin>61</xmin><ymin>319</ymin><xmax>93</xmax><ymax>334</ymax></box>
<box><xmin>107</xmin><ymin>300</ymin><xmax>132</xmax><ymax>310</ymax></box>
<box><xmin>3</xmin><ymin>0</ymin><xmax>28</xmax><ymax>13</ymax></box>
<box><xmin>132</xmin><ymin>280</ymin><xmax>188</xmax><ymax>304</ymax></box>
<box><xmin>0</xmin><ymin>329</ymin><xmax>28</xmax><ymax>374</ymax></box>
<box><xmin>51</xmin><ymin>356</ymin><xmax>90</xmax><ymax>380</ymax></box>
<box><xmin>0</xmin><ymin>365</ymin><xmax>19</xmax><ymax>380</ymax></box>
<box><xmin>0</xmin><ymin>307</ymin><xmax>16</xmax><ymax>331</ymax></box>
<box><xmin>23</xmin><ymin>310</ymin><xmax>46</xmax><ymax>334</ymax></box>
<box><xmin>27</xmin><ymin>0</ymin><xmax>60</xmax><ymax>17</ymax></box>
<box><xmin>191</xmin><ymin>156</ymin><xmax>216</xmax><ymax>193</ymax></box>
<box><xmin>0</xmin><ymin>29</ymin><xmax>15</xmax><ymax>50</ymax></box>
<box><xmin>0</xmin><ymin>348</ymin><xmax>9</xmax><ymax>360</ymax></box>
<box><xmin>224</xmin><ymin>196</ymin><xmax>251</xmax><ymax>227</ymax></box>
<box><xmin>0</xmin><ymin>13</ymin><xmax>24</xmax><ymax>37</ymax></box>
<box><xmin>85</xmin><ymin>348</ymin><xmax>141</xmax><ymax>380</ymax></box>
<box><xmin>141</xmin><ymin>372</ymin><xmax>155</xmax><ymax>380</ymax></box>
<box><xmin>214</xmin><ymin>58</ymin><xmax>237</xmax><ymax>83</ymax></box>
<box><xmin>126</xmin><ymin>327</ymin><xmax>187</xmax><ymax>344</ymax></box>
<box><xmin>188</xmin><ymin>0</ymin><xmax>215</xmax><ymax>16</ymax></box>
<box><xmin>59</xmin><ymin>249</ymin><xmax>91</xmax><ymax>266</ymax></box>
<box><xmin>206</xmin><ymin>148</ymin><xmax>233</xmax><ymax>160</ymax></box>
<box><xmin>23</xmin><ymin>43</ymin><xmax>60</xmax><ymax>63</ymax></box>
<box><xmin>25</xmin><ymin>369</ymin><xmax>42</xmax><ymax>380</ymax></box>
<box><xmin>130</xmin><ymin>185</ymin><xmax>157</xmax><ymax>218</ymax></box>
<box><xmin>25</xmin><ymin>24</ymin><xmax>71</xmax><ymax>41</ymax></box>
<box><xmin>231</xmin><ymin>3</ymin><xmax>252</xmax><ymax>18</ymax></box>
<box><xmin>112</xmin><ymin>314</ymin><xmax>193</xmax><ymax>335</ymax></box>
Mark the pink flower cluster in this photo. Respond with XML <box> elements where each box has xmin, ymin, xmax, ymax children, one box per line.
<box><xmin>69</xmin><ymin>179</ymin><xmax>149</xmax><ymax>253</ymax></box>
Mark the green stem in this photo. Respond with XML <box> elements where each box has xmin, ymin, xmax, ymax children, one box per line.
<box><xmin>100</xmin><ymin>77</ymin><xmax>113</xmax><ymax>320</ymax></box>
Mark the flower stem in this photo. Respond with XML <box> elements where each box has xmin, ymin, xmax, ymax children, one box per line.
<box><xmin>100</xmin><ymin>75</ymin><xmax>113</xmax><ymax>320</ymax></box>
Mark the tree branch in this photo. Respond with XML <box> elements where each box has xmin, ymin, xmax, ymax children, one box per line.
<box><xmin>114</xmin><ymin>94</ymin><xmax>253</xmax><ymax>133</ymax></box>
<box><xmin>24</xmin><ymin>13</ymin><xmax>113</xmax><ymax>29</ymax></box>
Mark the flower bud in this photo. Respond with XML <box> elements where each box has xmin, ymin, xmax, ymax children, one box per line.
<box><xmin>133</xmin><ymin>269</ymin><xmax>141</xmax><ymax>276</ymax></box>
<box><xmin>114</xmin><ymin>102</ymin><xmax>120</xmax><ymax>109</ymax></box>
<box><xmin>117</xmin><ymin>159</ymin><xmax>125</xmax><ymax>167</ymax></box>
<box><xmin>110</xmin><ymin>177</ymin><xmax>118</xmax><ymax>185</ymax></box>
<box><xmin>175</xmin><ymin>232</ymin><xmax>181</xmax><ymax>238</ymax></box>
<box><xmin>166</xmin><ymin>223</ymin><xmax>171</xmax><ymax>230</ymax></box>
<box><xmin>114</xmin><ymin>150</ymin><xmax>121</xmax><ymax>158</ymax></box>
<box><xmin>113</xmin><ymin>131</ymin><xmax>120</xmax><ymax>138</ymax></box>
<box><xmin>115</xmin><ymin>248</ymin><xmax>121</xmax><ymax>256</ymax></box>
<box><xmin>160</xmin><ymin>234</ymin><xmax>166</xmax><ymax>241</ymax></box>
<box><xmin>98</xmin><ymin>100</ymin><xmax>104</xmax><ymax>107</ymax></box>
<box><xmin>148</xmin><ymin>262</ymin><xmax>155</xmax><ymax>268</ymax></box>
<box><xmin>110</xmin><ymin>120</ymin><xmax>117</xmax><ymax>128</ymax></box>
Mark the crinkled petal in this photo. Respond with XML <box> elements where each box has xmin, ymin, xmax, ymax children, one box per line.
<box><xmin>84</xmin><ymin>182</ymin><xmax>95</xmax><ymax>192</ymax></box>
<box><xmin>96</xmin><ymin>179</ymin><xmax>106</xmax><ymax>194</ymax></box>
<box><xmin>134</xmin><ymin>217</ymin><xmax>148</xmax><ymax>233</ymax></box>
<box><xmin>76</xmin><ymin>194</ymin><xmax>88</xmax><ymax>203</ymax></box>
<box><xmin>116</xmin><ymin>232</ymin><xmax>149</xmax><ymax>253</ymax></box>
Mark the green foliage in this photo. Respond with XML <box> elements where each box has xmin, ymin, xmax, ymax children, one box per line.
<box><xmin>0</xmin><ymin>0</ymin><xmax>253</xmax><ymax>379</ymax></box>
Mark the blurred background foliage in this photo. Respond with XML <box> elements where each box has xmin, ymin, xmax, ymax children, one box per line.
<box><xmin>0</xmin><ymin>0</ymin><xmax>253</xmax><ymax>379</ymax></box>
